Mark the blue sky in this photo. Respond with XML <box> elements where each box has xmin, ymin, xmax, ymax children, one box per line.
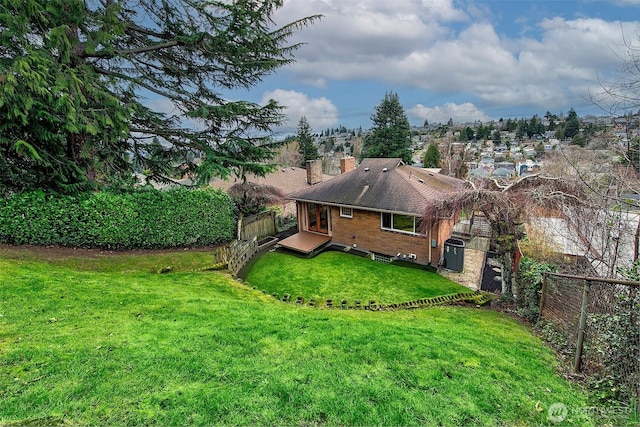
<box><xmin>220</xmin><ymin>0</ymin><xmax>640</xmax><ymax>134</ymax></box>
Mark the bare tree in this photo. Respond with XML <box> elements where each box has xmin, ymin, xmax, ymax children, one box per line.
<box><xmin>592</xmin><ymin>28</ymin><xmax>640</xmax><ymax>112</ymax></box>
<box><xmin>590</xmin><ymin>28</ymin><xmax>640</xmax><ymax>176</ymax></box>
<box><xmin>439</xmin><ymin>137</ymin><xmax>471</xmax><ymax>179</ymax></box>
<box><xmin>423</xmin><ymin>174</ymin><xmax>587</xmax><ymax>298</ymax></box>
<box><xmin>273</xmin><ymin>140</ymin><xmax>304</xmax><ymax>168</ymax></box>
<box><xmin>227</xmin><ymin>183</ymin><xmax>285</xmax><ymax>216</ymax></box>
<box><xmin>543</xmin><ymin>148</ymin><xmax>640</xmax><ymax>278</ymax></box>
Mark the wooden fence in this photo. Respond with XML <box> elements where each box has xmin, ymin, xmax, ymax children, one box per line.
<box><xmin>452</xmin><ymin>214</ymin><xmax>492</xmax><ymax>239</ymax></box>
<box><xmin>238</xmin><ymin>211</ymin><xmax>276</xmax><ymax>241</ymax></box>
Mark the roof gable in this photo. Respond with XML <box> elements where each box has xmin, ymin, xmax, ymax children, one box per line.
<box><xmin>289</xmin><ymin>158</ymin><xmax>466</xmax><ymax>215</ymax></box>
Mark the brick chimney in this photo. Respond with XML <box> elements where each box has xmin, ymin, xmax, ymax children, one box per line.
<box><xmin>306</xmin><ymin>159</ymin><xmax>323</xmax><ymax>185</ymax></box>
<box><xmin>340</xmin><ymin>156</ymin><xmax>356</xmax><ymax>174</ymax></box>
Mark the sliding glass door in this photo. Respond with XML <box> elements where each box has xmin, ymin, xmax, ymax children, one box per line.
<box><xmin>307</xmin><ymin>203</ymin><xmax>329</xmax><ymax>234</ymax></box>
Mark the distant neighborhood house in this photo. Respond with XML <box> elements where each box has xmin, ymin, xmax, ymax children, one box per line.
<box><xmin>282</xmin><ymin>157</ymin><xmax>468</xmax><ymax>266</ymax></box>
<box><xmin>528</xmin><ymin>210</ymin><xmax>639</xmax><ymax>278</ymax></box>
<box><xmin>209</xmin><ymin>165</ymin><xmax>334</xmax><ymax>217</ymax></box>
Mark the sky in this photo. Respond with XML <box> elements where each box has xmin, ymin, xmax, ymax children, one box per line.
<box><xmin>218</xmin><ymin>0</ymin><xmax>640</xmax><ymax>135</ymax></box>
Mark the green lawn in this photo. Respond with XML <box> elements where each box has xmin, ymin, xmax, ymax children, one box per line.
<box><xmin>246</xmin><ymin>250</ymin><xmax>470</xmax><ymax>303</ymax></box>
<box><xmin>0</xmin><ymin>248</ymin><xmax>602</xmax><ymax>425</ymax></box>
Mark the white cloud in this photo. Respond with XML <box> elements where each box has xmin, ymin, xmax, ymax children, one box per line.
<box><xmin>420</xmin><ymin>0</ymin><xmax>468</xmax><ymax>22</ymax></box>
<box><xmin>612</xmin><ymin>0</ymin><xmax>640</xmax><ymax>4</ymax></box>
<box><xmin>408</xmin><ymin>102</ymin><xmax>490</xmax><ymax>124</ymax></box>
<box><xmin>276</xmin><ymin>0</ymin><xmax>464</xmax><ymax>84</ymax></box>
<box><xmin>377</xmin><ymin>18</ymin><xmax>629</xmax><ymax>111</ymax></box>
<box><xmin>145</xmin><ymin>97</ymin><xmax>181</xmax><ymax>116</ymax></box>
<box><xmin>279</xmin><ymin>1</ymin><xmax>637</xmax><ymax>109</ymax></box>
<box><xmin>264</xmin><ymin>1</ymin><xmax>640</xmax><ymax>126</ymax></box>
<box><xmin>261</xmin><ymin>89</ymin><xmax>339</xmax><ymax>133</ymax></box>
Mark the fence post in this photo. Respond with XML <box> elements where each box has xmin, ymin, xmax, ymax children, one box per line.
<box><xmin>539</xmin><ymin>274</ymin><xmax>548</xmax><ymax>318</ymax></box>
<box><xmin>573</xmin><ymin>280</ymin><xmax>591</xmax><ymax>373</ymax></box>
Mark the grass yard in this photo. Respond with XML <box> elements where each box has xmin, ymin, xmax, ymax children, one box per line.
<box><xmin>0</xmin><ymin>247</ymin><xmax>603</xmax><ymax>425</ymax></box>
<box><xmin>246</xmin><ymin>250</ymin><xmax>470</xmax><ymax>303</ymax></box>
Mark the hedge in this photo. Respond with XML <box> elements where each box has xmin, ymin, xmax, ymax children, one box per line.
<box><xmin>0</xmin><ymin>187</ymin><xmax>236</xmax><ymax>249</ymax></box>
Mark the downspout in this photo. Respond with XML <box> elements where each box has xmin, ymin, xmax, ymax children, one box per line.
<box><xmin>428</xmin><ymin>228</ymin><xmax>432</xmax><ymax>265</ymax></box>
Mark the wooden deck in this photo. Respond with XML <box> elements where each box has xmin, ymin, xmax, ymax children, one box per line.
<box><xmin>278</xmin><ymin>231</ymin><xmax>332</xmax><ymax>254</ymax></box>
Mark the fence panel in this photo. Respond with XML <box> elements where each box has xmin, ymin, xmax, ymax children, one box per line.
<box><xmin>540</xmin><ymin>273</ymin><xmax>639</xmax><ymax>408</ymax></box>
<box><xmin>238</xmin><ymin>211</ymin><xmax>276</xmax><ymax>241</ymax></box>
<box><xmin>453</xmin><ymin>215</ymin><xmax>492</xmax><ymax>239</ymax></box>
<box><xmin>470</xmin><ymin>216</ymin><xmax>492</xmax><ymax>238</ymax></box>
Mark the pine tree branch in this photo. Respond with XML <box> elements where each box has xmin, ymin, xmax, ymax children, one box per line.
<box><xmin>93</xmin><ymin>66</ymin><xmax>189</xmax><ymax>102</ymax></box>
<box><xmin>84</xmin><ymin>40</ymin><xmax>180</xmax><ymax>59</ymax></box>
<box><xmin>124</xmin><ymin>23</ymin><xmax>172</xmax><ymax>40</ymax></box>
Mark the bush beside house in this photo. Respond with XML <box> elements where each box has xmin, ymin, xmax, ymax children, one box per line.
<box><xmin>0</xmin><ymin>187</ymin><xmax>236</xmax><ymax>249</ymax></box>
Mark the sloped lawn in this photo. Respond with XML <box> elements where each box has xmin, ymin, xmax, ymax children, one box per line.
<box><xmin>0</xmin><ymin>248</ymin><xmax>601</xmax><ymax>426</ymax></box>
<box><xmin>246</xmin><ymin>250</ymin><xmax>471</xmax><ymax>303</ymax></box>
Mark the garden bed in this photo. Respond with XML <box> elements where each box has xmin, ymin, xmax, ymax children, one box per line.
<box><xmin>257</xmin><ymin>236</ymin><xmax>278</xmax><ymax>250</ymax></box>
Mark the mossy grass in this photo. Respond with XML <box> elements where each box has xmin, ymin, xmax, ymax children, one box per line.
<box><xmin>0</xmin><ymin>248</ymin><xmax>611</xmax><ymax>425</ymax></box>
<box><xmin>246</xmin><ymin>250</ymin><xmax>470</xmax><ymax>303</ymax></box>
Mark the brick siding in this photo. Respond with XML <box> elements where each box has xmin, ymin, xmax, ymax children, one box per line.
<box><xmin>329</xmin><ymin>207</ymin><xmax>453</xmax><ymax>266</ymax></box>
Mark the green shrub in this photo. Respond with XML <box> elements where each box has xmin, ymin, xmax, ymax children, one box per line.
<box><xmin>515</xmin><ymin>256</ymin><xmax>556</xmax><ymax>322</ymax></box>
<box><xmin>0</xmin><ymin>187</ymin><xmax>236</xmax><ymax>249</ymax></box>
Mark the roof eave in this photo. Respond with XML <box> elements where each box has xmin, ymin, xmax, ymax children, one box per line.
<box><xmin>291</xmin><ymin>198</ymin><xmax>427</xmax><ymax>217</ymax></box>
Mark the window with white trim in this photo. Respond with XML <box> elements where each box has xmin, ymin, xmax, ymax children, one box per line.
<box><xmin>340</xmin><ymin>206</ymin><xmax>353</xmax><ymax>218</ymax></box>
<box><xmin>381</xmin><ymin>212</ymin><xmax>423</xmax><ymax>235</ymax></box>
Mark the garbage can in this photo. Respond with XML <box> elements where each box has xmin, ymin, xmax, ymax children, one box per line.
<box><xmin>443</xmin><ymin>238</ymin><xmax>465</xmax><ymax>272</ymax></box>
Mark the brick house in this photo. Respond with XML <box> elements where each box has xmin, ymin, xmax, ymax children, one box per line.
<box><xmin>282</xmin><ymin>157</ymin><xmax>467</xmax><ymax>266</ymax></box>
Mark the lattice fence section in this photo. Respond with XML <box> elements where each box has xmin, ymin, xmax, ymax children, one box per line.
<box><xmin>540</xmin><ymin>273</ymin><xmax>639</xmax><ymax>407</ymax></box>
<box><xmin>453</xmin><ymin>215</ymin><xmax>492</xmax><ymax>239</ymax></box>
<box><xmin>470</xmin><ymin>215</ymin><xmax>492</xmax><ymax>238</ymax></box>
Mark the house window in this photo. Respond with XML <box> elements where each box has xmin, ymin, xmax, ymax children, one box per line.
<box><xmin>381</xmin><ymin>212</ymin><xmax>422</xmax><ymax>235</ymax></box>
<box><xmin>340</xmin><ymin>207</ymin><xmax>353</xmax><ymax>218</ymax></box>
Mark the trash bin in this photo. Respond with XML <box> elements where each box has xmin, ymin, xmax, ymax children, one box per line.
<box><xmin>443</xmin><ymin>238</ymin><xmax>465</xmax><ymax>272</ymax></box>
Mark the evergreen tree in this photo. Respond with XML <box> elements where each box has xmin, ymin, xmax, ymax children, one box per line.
<box><xmin>360</xmin><ymin>92</ymin><xmax>412</xmax><ymax>163</ymax></box>
<box><xmin>491</xmin><ymin>130</ymin><xmax>502</xmax><ymax>144</ymax></box>
<box><xmin>0</xmin><ymin>0</ymin><xmax>320</xmax><ymax>193</ymax></box>
<box><xmin>476</xmin><ymin>124</ymin><xmax>491</xmax><ymax>140</ymax></box>
<box><xmin>516</xmin><ymin>118</ymin><xmax>527</xmax><ymax>140</ymax></box>
<box><xmin>564</xmin><ymin>108</ymin><xmax>581</xmax><ymax>138</ymax></box>
<box><xmin>464</xmin><ymin>127</ymin><xmax>475</xmax><ymax>141</ymax></box>
<box><xmin>297</xmin><ymin>116</ymin><xmax>318</xmax><ymax>167</ymax></box>
<box><xmin>423</xmin><ymin>143</ymin><xmax>441</xmax><ymax>168</ymax></box>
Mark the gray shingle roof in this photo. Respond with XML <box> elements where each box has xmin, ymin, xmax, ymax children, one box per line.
<box><xmin>288</xmin><ymin>158</ymin><xmax>466</xmax><ymax>215</ymax></box>
<box><xmin>209</xmin><ymin>166</ymin><xmax>334</xmax><ymax>195</ymax></box>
